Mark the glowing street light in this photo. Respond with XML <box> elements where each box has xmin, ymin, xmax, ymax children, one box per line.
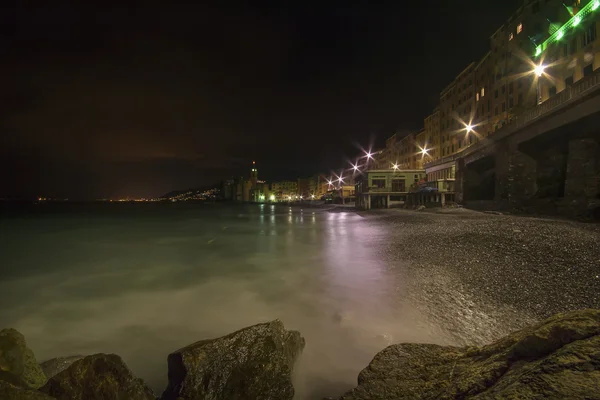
<box><xmin>351</xmin><ymin>163</ymin><xmax>359</xmax><ymax>172</ymax></box>
<box><xmin>534</xmin><ymin>64</ymin><xmax>546</xmax><ymax>77</ymax></box>
<box><xmin>338</xmin><ymin>176</ymin><xmax>344</xmax><ymax>183</ymax></box>
<box><xmin>392</xmin><ymin>163</ymin><xmax>399</xmax><ymax>170</ymax></box>
<box><xmin>465</xmin><ymin>124</ymin><xmax>473</xmax><ymax>134</ymax></box>
<box><xmin>420</xmin><ymin>146</ymin><xmax>429</xmax><ymax>155</ymax></box>
<box><xmin>311</xmin><ymin>194</ymin><xmax>315</xmax><ymax>199</ymax></box>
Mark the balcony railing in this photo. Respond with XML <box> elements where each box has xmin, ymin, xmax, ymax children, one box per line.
<box><xmin>425</xmin><ymin>71</ymin><xmax>600</xmax><ymax>169</ymax></box>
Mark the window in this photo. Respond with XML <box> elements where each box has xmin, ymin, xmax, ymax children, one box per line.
<box><xmin>518</xmin><ymin>79</ymin><xmax>522</xmax><ymax>89</ymax></box>
<box><xmin>565</xmin><ymin>76</ymin><xmax>574</xmax><ymax>86</ymax></box>
<box><xmin>495</xmin><ymin>89</ymin><xmax>499</xmax><ymax>98</ymax></box>
<box><xmin>481</xmin><ymin>87</ymin><xmax>485</xmax><ymax>97</ymax></box>
<box><xmin>517</xmin><ymin>23</ymin><xmax>523</xmax><ymax>34</ymax></box>
<box><xmin>569</xmin><ymin>38</ymin><xmax>577</xmax><ymax>55</ymax></box>
<box><xmin>518</xmin><ymin>93</ymin><xmax>523</xmax><ymax>104</ymax></box>
<box><xmin>495</xmin><ymin>106</ymin><xmax>499</xmax><ymax>116</ymax></box>
<box><xmin>584</xmin><ymin>64</ymin><xmax>593</xmax><ymax>77</ymax></box>
<box><xmin>391</xmin><ymin>179</ymin><xmax>405</xmax><ymax>192</ymax></box>
<box><xmin>372</xmin><ymin>179</ymin><xmax>386</xmax><ymax>188</ymax></box>
<box><xmin>509</xmin><ymin>98</ymin><xmax>514</xmax><ymax>108</ymax></box>
<box><xmin>508</xmin><ymin>84</ymin><xmax>513</xmax><ymax>94</ymax></box>
<box><xmin>476</xmin><ymin>93</ymin><xmax>480</xmax><ymax>101</ymax></box>
<box><xmin>583</xmin><ymin>23</ymin><xmax>597</xmax><ymax>47</ymax></box>
<box><xmin>549</xmin><ymin>86</ymin><xmax>557</xmax><ymax>96</ymax></box>
<box><xmin>502</xmin><ymin>102</ymin><xmax>506</xmax><ymax>112</ymax></box>
<box><xmin>509</xmin><ymin>32</ymin><xmax>514</xmax><ymax>41</ymax></box>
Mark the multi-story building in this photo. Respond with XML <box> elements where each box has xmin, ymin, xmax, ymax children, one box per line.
<box><xmin>423</xmin><ymin>108</ymin><xmax>440</xmax><ymax>160</ymax></box>
<box><xmin>423</xmin><ymin>0</ymin><xmax>600</xmax><ymax>184</ymax></box>
<box><xmin>271</xmin><ymin>180</ymin><xmax>298</xmax><ymax>200</ymax></box>
<box><xmin>297</xmin><ymin>176</ymin><xmax>317</xmax><ymax>198</ymax></box>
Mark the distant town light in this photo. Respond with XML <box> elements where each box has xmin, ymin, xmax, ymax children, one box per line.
<box><xmin>534</xmin><ymin>64</ymin><xmax>545</xmax><ymax>77</ymax></box>
<box><xmin>311</xmin><ymin>194</ymin><xmax>315</xmax><ymax>199</ymax></box>
<box><xmin>270</xmin><ymin>194</ymin><xmax>275</xmax><ymax>201</ymax></box>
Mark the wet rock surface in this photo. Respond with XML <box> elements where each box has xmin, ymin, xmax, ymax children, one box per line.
<box><xmin>40</xmin><ymin>353</ymin><xmax>155</xmax><ymax>400</ymax></box>
<box><xmin>162</xmin><ymin>319</ymin><xmax>305</xmax><ymax>400</ymax></box>
<box><xmin>0</xmin><ymin>328</ymin><xmax>47</xmax><ymax>389</ymax></box>
<box><xmin>40</xmin><ymin>355</ymin><xmax>84</xmax><ymax>379</ymax></box>
<box><xmin>334</xmin><ymin>309</ymin><xmax>600</xmax><ymax>399</ymax></box>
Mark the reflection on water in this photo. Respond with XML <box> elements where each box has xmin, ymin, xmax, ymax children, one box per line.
<box><xmin>0</xmin><ymin>204</ymin><xmax>447</xmax><ymax>399</ymax></box>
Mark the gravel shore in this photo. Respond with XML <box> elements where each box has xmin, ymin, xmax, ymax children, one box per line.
<box><xmin>363</xmin><ymin>208</ymin><xmax>600</xmax><ymax>346</ymax></box>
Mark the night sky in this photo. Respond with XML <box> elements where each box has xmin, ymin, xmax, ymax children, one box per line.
<box><xmin>1</xmin><ymin>1</ymin><xmax>523</xmax><ymax>199</ymax></box>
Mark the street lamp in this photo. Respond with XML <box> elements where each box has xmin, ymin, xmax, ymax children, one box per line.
<box><xmin>351</xmin><ymin>163</ymin><xmax>359</xmax><ymax>172</ymax></box>
<box><xmin>534</xmin><ymin>64</ymin><xmax>545</xmax><ymax>77</ymax></box>
<box><xmin>465</xmin><ymin>124</ymin><xmax>473</xmax><ymax>134</ymax></box>
<box><xmin>392</xmin><ymin>163</ymin><xmax>399</xmax><ymax>170</ymax></box>
<box><xmin>534</xmin><ymin>63</ymin><xmax>546</xmax><ymax>105</ymax></box>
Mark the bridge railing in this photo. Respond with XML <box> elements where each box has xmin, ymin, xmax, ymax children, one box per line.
<box><xmin>425</xmin><ymin>72</ymin><xmax>600</xmax><ymax>169</ymax></box>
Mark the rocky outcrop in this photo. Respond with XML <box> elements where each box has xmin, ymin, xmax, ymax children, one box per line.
<box><xmin>334</xmin><ymin>309</ymin><xmax>600</xmax><ymax>399</ymax></box>
<box><xmin>40</xmin><ymin>355</ymin><xmax>84</xmax><ymax>379</ymax></box>
<box><xmin>39</xmin><ymin>354</ymin><xmax>155</xmax><ymax>400</ymax></box>
<box><xmin>162</xmin><ymin>319</ymin><xmax>305</xmax><ymax>400</ymax></box>
<box><xmin>0</xmin><ymin>371</ymin><xmax>54</xmax><ymax>399</ymax></box>
<box><xmin>0</xmin><ymin>328</ymin><xmax>47</xmax><ymax>389</ymax></box>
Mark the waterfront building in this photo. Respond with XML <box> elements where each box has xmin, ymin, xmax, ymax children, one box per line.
<box><xmin>355</xmin><ymin>169</ymin><xmax>426</xmax><ymax>210</ymax></box>
<box><xmin>271</xmin><ymin>180</ymin><xmax>298</xmax><ymax>201</ymax></box>
<box><xmin>420</xmin><ymin>0</ymin><xmax>600</xmax><ymax>202</ymax></box>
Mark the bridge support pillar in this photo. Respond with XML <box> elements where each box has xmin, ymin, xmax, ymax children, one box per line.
<box><xmin>565</xmin><ymin>138</ymin><xmax>599</xmax><ymax>201</ymax></box>
<box><xmin>495</xmin><ymin>139</ymin><xmax>537</xmax><ymax>208</ymax></box>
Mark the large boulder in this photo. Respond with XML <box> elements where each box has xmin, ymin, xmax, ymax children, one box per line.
<box><xmin>0</xmin><ymin>328</ymin><xmax>47</xmax><ymax>388</ymax></box>
<box><xmin>40</xmin><ymin>353</ymin><xmax>155</xmax><ymax>400</ymax></box>
<box><xmin>162</xmin><ymin>319</ymin><xmax>305</xmax><ymax>400</ymax></box>
<box><xmin>0</xmin><ymin>370</ymin><xmax>54</xmax><ymax>399</ymax></box>
<box><xmin>40</xmin><ymin>355</ymin><xmax>84</xmax><ymax>379</ymax></box>
<box><xmin>335</xmin><ymin>309</ymin><xmax>600</xmax><ymax>399</ymax></box>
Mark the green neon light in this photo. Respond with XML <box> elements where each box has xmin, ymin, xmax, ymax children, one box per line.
<box><xmin>535</xmin><ymin>0</ymin><xmax>598</xmax><ymax>56</ymax></box>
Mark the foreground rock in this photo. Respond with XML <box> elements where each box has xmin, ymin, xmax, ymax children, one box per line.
<box><xmin>0</xmin><ymin>328</ymin><xmax>47</xmax><ymax>389</ymax></box>
<box><xmin>334</xmin><ymin>309</ymin><xmax>600</xmax><ymax>399</ymax></box>
<box><xmin>40</xmin><ymin>353</ymin><xmax>155</xmax><ymax>400</ymax></box>
<box><xmin>0</xmin><ymin>371</ymin><xmax>54</xmax><ymax>399</ymax></box>
<box><xmin>162</xmin><ymin>319</ymin><xmax>305</xmax><ymax>400</ymax></box>
<box><xmin>40</xmin><ymin>355</ymin><xmax>84</xmax><ymax>379</ymax></box>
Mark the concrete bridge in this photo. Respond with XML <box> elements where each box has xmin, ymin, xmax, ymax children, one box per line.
<box><xmin>426</xmin><ymin>72</ymin><xmax>600</xmax><ymax>218</ymax></box>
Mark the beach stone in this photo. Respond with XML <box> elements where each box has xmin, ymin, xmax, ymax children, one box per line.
<box><xmin>40</xmin><ymin>355</ymin><xmax>84</xmax><ymax>379</ymax></box>
<box><xmin>334</xmin><ymin>309</ymin><xmax>600</xmax><ymax>399</ymax></box>
<box><xmin>162</xmin><ymin>319</ymin><xmax>305</xmax><ymax>400</ymax></box>
<box><xmin>40</xmin><ymin>353</ymin><xmax>155</xmax><ymax>400</ymax></box>
<box><xmin>0</xmin><ymin>328</ymin><xmax>47</xmax><ymax>388</ymax></box>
